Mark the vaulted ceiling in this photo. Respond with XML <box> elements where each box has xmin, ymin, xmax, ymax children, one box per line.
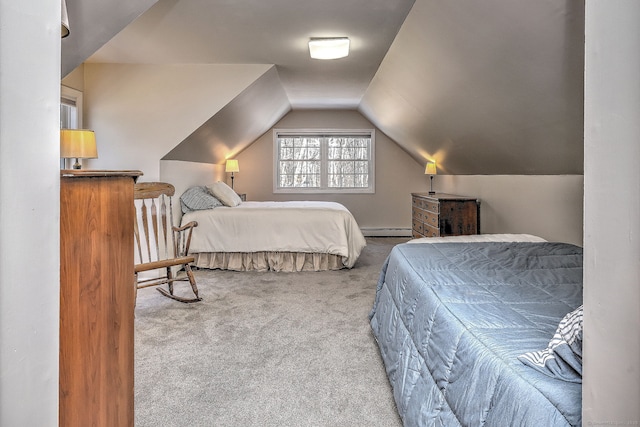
<box><xmin>62</xmin><ymin>0</ymin><xmax>584</xmax><ymax>175</ymax></box>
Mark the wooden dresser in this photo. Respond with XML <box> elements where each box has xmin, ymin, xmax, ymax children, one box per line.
<box><xmin>411</xmin><ymin>193</ymin><xmax>480</xmax><ymax>238</ymax></box>
<box><xmin>60</xmin><ymin>170</ymin><xmax>142</xmax><ymax>427</ymax></box>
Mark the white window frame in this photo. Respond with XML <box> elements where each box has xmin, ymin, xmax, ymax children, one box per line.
<box><xmin>273</xmin><ymin>129</ymin><xmax>375</xmax><ymax>194</ymax></box>
<box><xmin>60</xmin><ymin>85</ymin><xmax>83</xmax><ymax>129</ymax></box>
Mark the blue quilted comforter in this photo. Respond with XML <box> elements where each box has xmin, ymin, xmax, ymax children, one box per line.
<box><xmin>369</xmin><ymin>242</ymin><xmax>583</xmax><ymax>426</ymax></box>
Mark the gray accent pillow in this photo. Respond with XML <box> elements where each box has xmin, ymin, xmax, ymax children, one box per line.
<box><xmin>180</xmin><ymin>186</ymin><xmax>223</xmax><ymax>213</ymax></box>
<box><xmin>518</xmin><ymin>305</ymin><xmax>583</xmax><ymax>383</ymax></box>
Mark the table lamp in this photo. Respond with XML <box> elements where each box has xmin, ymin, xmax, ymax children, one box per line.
<box><xmin>425</xmin><ymin>161</ymin><xmax>437</xmax><ymax>194</ymax></box>
<box><xmin>60</xmin><ymin>129</ymin><xmax>98</xmax><ymax>169</ymax></box>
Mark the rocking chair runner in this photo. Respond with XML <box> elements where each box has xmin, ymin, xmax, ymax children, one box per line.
<box><xmin>134</xmin><ymin>182</ymin><xmax>201</xmax><ymax>303</ymax></box>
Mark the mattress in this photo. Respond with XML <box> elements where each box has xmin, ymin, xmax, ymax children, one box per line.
<box><xmin>369</xmin><ymin>241</ymin><xmax>583</xmax><ymax>426</ymax></box>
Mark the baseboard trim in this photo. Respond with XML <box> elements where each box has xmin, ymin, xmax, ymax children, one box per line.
<box><xmin>361</xmin><ymin>227</ymin><xmax>413</xmax><ymax>237</ymax></box>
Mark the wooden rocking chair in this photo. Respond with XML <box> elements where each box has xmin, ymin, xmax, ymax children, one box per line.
<box><xmin>134</xmin><ymin>182</ymin><xmax>202</xmax><ymax>303</ymax></box>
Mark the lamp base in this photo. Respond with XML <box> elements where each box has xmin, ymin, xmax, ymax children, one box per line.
<box><xmin>72</xmin><ymin>158</ymin><xmax>82</xmax><ymax>169</ymax></box>
<box><xmin>428</xmin><ymin>175</ymin><xmax>435</xmax><ymax>194</ymax></box>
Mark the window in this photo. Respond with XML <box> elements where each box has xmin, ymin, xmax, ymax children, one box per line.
<box><xmin>60</xmin><ymin>85</ymin><xmax>83</xmax><ymax>168</ymax></box>
<box><xmin>60</xmin><ymin>85</ymin><xmax>83</xmax><ymax>129</ymax></box>
<box><xmin>274</xmin><ymin>130</ymin><xmax>375</xmax><ymax>193</ymax></box>
<box><xmin>60</xmin><ymin>98</ymin><xmax>77</xmax><ymax>129</ymax></box>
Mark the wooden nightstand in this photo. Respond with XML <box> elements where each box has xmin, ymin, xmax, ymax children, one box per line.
<box><xmin>411</xmin><ymin>193</ymin><xmax>480</xmax><ymax>238</ymax></box>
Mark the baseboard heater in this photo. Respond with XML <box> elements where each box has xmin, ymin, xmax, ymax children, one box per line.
<box><xmin>360</xmin><ymin>227</ymin><xmax>412</xmax><ymax>237</ymax></box>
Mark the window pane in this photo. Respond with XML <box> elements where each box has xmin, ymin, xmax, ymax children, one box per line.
<box><xmin>355</xmin><ymin>161</ymin><xmax>368</xmax><ymax>173</ymax></box>
<box><xmin>280</xmin><ymin>161</ymin><xmax>294</xmax><ymax>175</ymax></box>
<box><xmin>355</xmin><ymin>174</ymin><xmax>368</xmax><ymax>187</ymax></box>
<box><xmin>60</xmin><ymin>103</ymin><xmax>77</xmax><ymax>129</ymax></box>
<box><xmin>280</xmin><ymin>147</ymin><xmax>293</xmax><ymax>160</ymax></box>
<box><xmin>279</xmin><ymin>174</ymin><xmax>293</xmax><ymax>187</ymax></box>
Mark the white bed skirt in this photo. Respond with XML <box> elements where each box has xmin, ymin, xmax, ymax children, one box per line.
<box><xmin>193</xmin><ymin>251</ymin><xmax>346</xmax><ymax>272</ymax></box>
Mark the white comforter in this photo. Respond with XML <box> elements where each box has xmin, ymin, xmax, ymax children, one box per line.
<box><xmin>181</xmin><ymin>201</ymin><xmax>367</xmax><ymax>268</ymax></box>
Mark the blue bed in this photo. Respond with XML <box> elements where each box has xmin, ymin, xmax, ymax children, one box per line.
<box><xmin>369</xmin><ymin>241</ymin><xmax>583</xmax><ymax>426</ymax></box>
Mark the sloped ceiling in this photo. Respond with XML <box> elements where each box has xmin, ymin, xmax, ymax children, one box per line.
<box><xmin>67</xmin><ymin>0</ymin><xmax>585</xmax><ymax>174</ymax></box>
<box><xmin>61</xmin><ymin>0</ymin><xmax>159</xmax><ymax>77</ymax></box>
<box><xmin>163</xmin><ymin>66</ymin><xmax>291</xmax><ymax>163</ymax></box>
<box><xmin>359</xmin><ymin>0</ymin><xmax>585</xmax><ymax>174</ymax></box>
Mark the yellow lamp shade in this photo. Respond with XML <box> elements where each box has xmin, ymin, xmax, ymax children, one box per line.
<box><xmin>225</xmin><ymin>159</ymin><xmax>239</xmax><ymax>173</ymax></box>
<box><xmin>60</xmin><ymin>129</ymin><xmax>98</xmax><ymax>159</ymax></box>
<box><xmin>425</xmin><ymin>162</ymin><xmax>437</xmax><ymax>175</ymax></box>
<box><xmin>61</xmin><ymin>129</ymin><xmax>97</xmax><ymax>169</ymax></box>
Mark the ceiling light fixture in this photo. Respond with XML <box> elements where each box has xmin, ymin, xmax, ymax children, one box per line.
<box><xmin>308</xmin><ymin>37</ymin><xmax>350</xmax><ymax>60</ymax></box>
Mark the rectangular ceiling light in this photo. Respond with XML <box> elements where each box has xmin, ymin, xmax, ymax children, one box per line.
<box><xmin>309</xmin><ymin>37</ymin><xmax>350</xmax><ymax>60</ymax></box>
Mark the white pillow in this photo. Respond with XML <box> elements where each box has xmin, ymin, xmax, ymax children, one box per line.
<box><xmin>207</xmin><ymin>181</ymin><xmax>242</xmax><ymax>207</ymax></box>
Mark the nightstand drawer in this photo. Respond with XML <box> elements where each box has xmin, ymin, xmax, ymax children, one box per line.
<box><xmin>412</xmin><ymin>219</ymin><xmax>424</xmax><ymax>235</ymax></box>
<box><xmin>413</xmin><ymin>198</ymin><xmax>429</xmax><ymax>210</ymax></box>
<box><xmin>424</xmin><ymin>211</ymin><xmax>439</xmax><ymax>227</ymax></box>
<box><xmin>423</xmin><ymin>224</ymin><xmax>439</xmax><ymax>237</ymax></box>
<box><xmin>424</xmin><ymin>200</ymin><xmax>439</xmax><ymax>213</ymax></box>
<box><xmin>412</xmin><ymin>207</ymin><xmax>425</xmax><ymax>221</ymax></box>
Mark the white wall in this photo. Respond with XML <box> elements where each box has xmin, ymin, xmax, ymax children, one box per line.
<box><xmin>160</xmin><ymin>160</ymin><xmax>224</xmax><ymax>201</ymax></box>
<box><xmin>583</xmin><ymin>1</ymin><xmax>640</xmax><ymax>423</ymax></box>
<box><xmin>438</xmin><ymin>175</ymin><xmax>584</xmax><ymax>245</ymax></box>
<box><xmin>0</xmin><ymin>0</ymin><xmax>60</xmax><ymax>424</ymax></box>
<box><xmin>83</xmin><ymin>63</ymin><xmax>271</xmax><ymax>181</ymax></box>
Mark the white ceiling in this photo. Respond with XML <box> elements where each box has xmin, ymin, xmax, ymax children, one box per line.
<box><xmin>85</xmin><ymin>0</ymin><xmax>416</xmax><ymax>109</ymax></box>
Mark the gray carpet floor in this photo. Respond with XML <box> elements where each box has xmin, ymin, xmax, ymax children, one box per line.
<box><xmin>134</xmin><ymin>237</ymin><xmax>408</xmax><ymax>427</ymax></box>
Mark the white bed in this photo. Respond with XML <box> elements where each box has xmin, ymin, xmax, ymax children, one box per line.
<box><xmin>181</xmin><ymin>200</ymin><xmax>367</xmax><ymax>272</ymax></box>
